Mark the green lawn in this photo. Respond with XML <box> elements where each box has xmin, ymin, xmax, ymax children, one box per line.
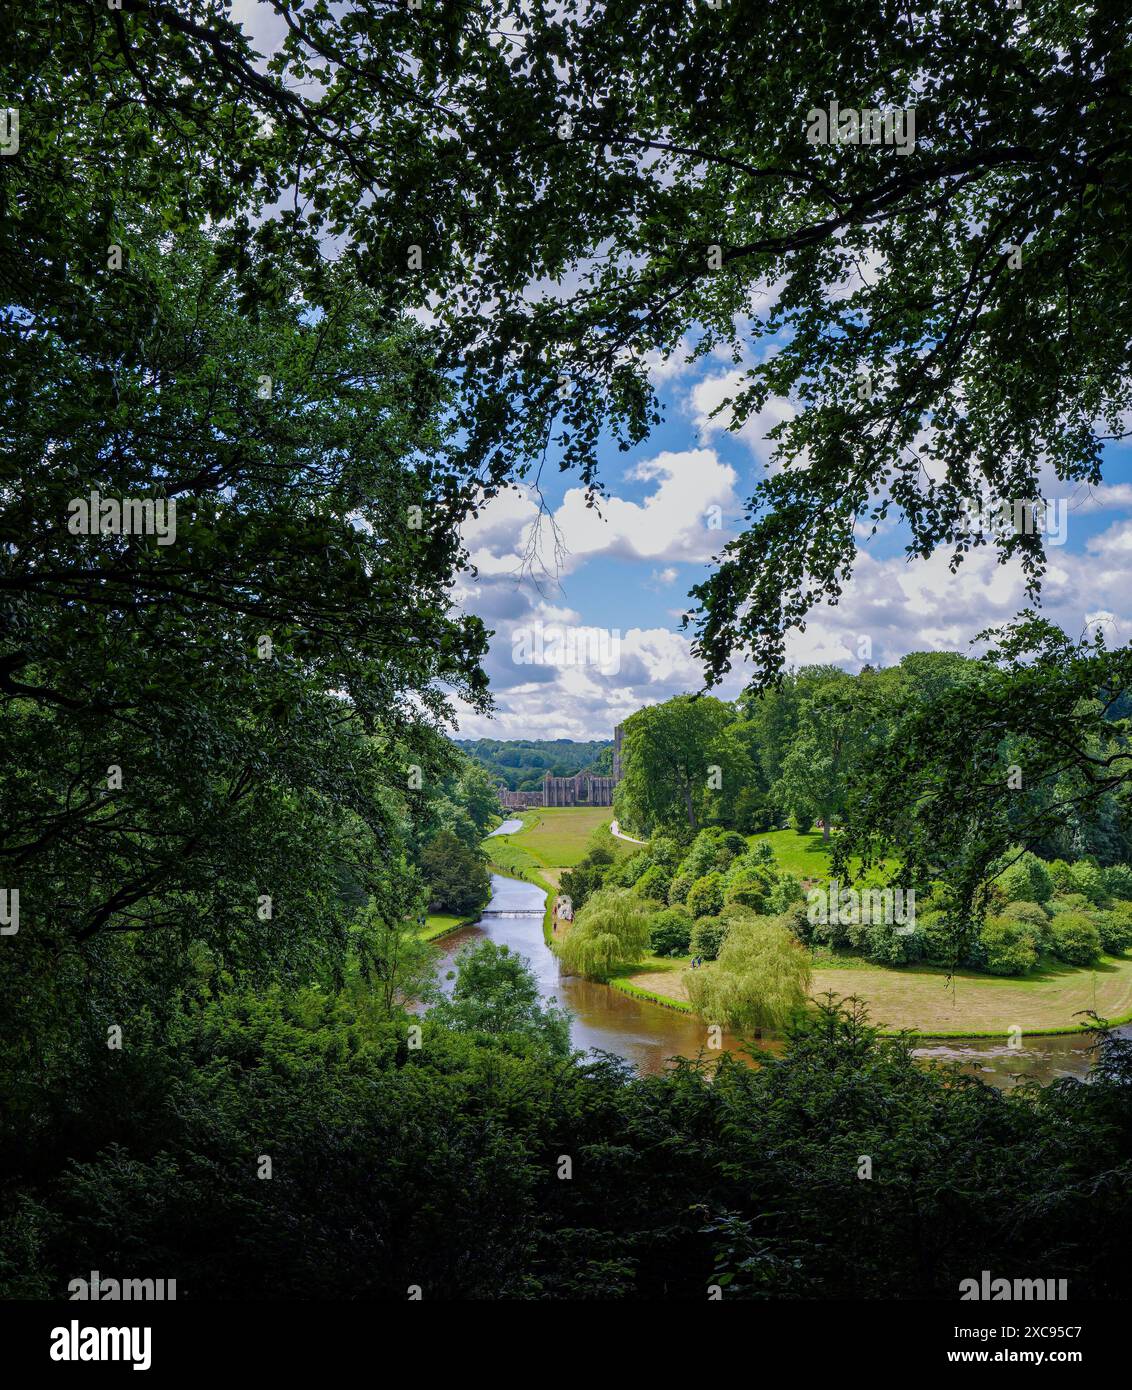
<box><xmin>624</xmin><ymin>949</ymin><xmax>1132</xmax><ymax>1037</ymax></box>
<box><xmin>492</xmin><ymin>806</ymin><xmax>631</xmax><ymax>869</ymax></box>
<box><xmin>421</xmin><ymin>913</ymin><xmax>468</xmax><ymax>941</ymax></box>
<box><xmin>747</xmin><ymin>828</ymin><xmax>896</xmax><ymax>886</ymax></box>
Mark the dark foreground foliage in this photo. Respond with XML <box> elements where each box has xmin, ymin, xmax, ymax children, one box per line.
<box><xmin>2</xmin><ymin>995</ymin><xmax>1130</xmax><ymax>1301</ymax></box>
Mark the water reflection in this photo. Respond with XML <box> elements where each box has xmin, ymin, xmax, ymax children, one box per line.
<box><xmin>434</xmin><ymin>873</ymin><xmax>1128</xmax><ymax>1088</ymax></box>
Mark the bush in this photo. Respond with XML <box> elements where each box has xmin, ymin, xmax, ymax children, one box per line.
<box><xmin>648</xmin><ymin>835</ymin><xmax>682</xmax><ymax>870</ymax></box>
<box><xmin>1000</xmin><ymin>901</ymin><xmax>1053</xmax><ymax>950</ymax></box>
<box><xmin>686</xmin><ymin>872</ymin><xmax>725</xmax><ymax>920</ymax></box>
<box><xmin>609</xmin><ymin>849</ymin><xmax>651</xmax><ymax>888</ymax></box>
<box><xmin>1048</xmin><ymin>893</ymin><xmax>1091</xmax><ymax>916</ymax></box>
<box><xmin>918</xmin><ymin>911</ymin><xmax>958</xmax><ymax>965</ymax></box>
<box><xmin>648</xmin><ymin>907</ymin><xmax>694</xmax><ymax>957</ymax></box>
<box><xmin>723</xmin><ymin>868</ymin><xmax>771</xmax><ymax>913</ymax></box>
<box><xmin>850</xmin><ymin>919</ymin><xmax>924</xmax><ymax>966</ymax></box>
<box><xmin>559</xmin><ymin>852</ymin><xmax>614</xmax><ymax>913</ymax></box>
<box><xmin>1102</xmin><ymin>865</ymin><xmax>1132</xmax><ymax>900</ymax></box>
<box><xmin>1093</xmin><ymin>901</ymin><xmax>1132</xmax><ymax>955</ymax></box>
<box><xmin>1047</xmin><ymin>859</ymin><xmax>1076</xmax><ymax>893</ymax></box>
<box><xmin>979</xmin><ymin>917</ymin><xmax>1038</xmax><ymax>977</ymax></box>
<box><xmin>690</xmin><ymin>915</ymin><xmax>730</xmax><ymax>962</ymax></box>
<box><xmin>766</xmin><ymin>871</ymin><xmax>805</xmax><ymax>914</ymax></box>
<box><xmin>668</xmin><ymin>872</ymin><xmax>693</xmax><ymax>906</ymax></box>
<box><xmin>421</xmin><ymin>830</ymin><xmax>492</xmax><ymax>916</ymax></box>
<box><xmin>679</xmin><ymin>829</ymin><xmax>732</xmax><ymax>882</ymax></box>
<box><xmin>634</xmin><ymin>863</ymin><xmax>672</xmax><ymax>902</ymax></box>
<box><xmin>995</xmin><ymin>851</ymin><xmax>1053</xmax><ymax>906</ymax></box>
<box><xmin>1049</xmin><ymin>913</ymin><xmax>1103</xmax><ymax>967</ymax></box>
<box><xmin>1068</xmin><ymin>860</ymin><xmax>1107</xmax><ymax>905</ymax></box>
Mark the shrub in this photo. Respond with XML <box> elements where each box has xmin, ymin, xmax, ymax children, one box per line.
<box><xmin>1048</xmin><ymin>892</ymin><xmax>1091</xmax><ymax>915</ymax></box>
<box><xmin>686</xmin><ymin>872</ymin><xmax>725</xmax><ymax>921</ymax></box>
<box><xmin>634</xmin><ymin>863</ymin><xmax>672</xmax><ymax>903</ymax></box>
<box><xmin>608</xmin><ymin>849</ymin><xmax>651</xmax><ymax>888</ymax></box>
<box><xmin>679</xmin><ymin>829</ymin><xmax>732</xmax><ymax>882</ymax></box>
<box><xmin>559</xmin><ymin>853</ymin><xmax>614</xmax><ymax>913</ymax></box>
<box><xmin>1048</xmin><ymin>913</ymin><xmax>1102</xmax><ymax>967</ymax></box>
<box><xmin>1000</xmin><ymin>901</ymin><xmax>1053</xmax><ymax>950</ymax></box>
<box><xmin>648</xmin><ymin>907</ymin><xmax>693</xmax><ymax>958</ymax></box>
<box><xmin>766</xmin><ymin>871</ymin><xmax>805</xmax><ymax>914</ymax></box>
<box><xmin>723</xmin><ymin>868</ymin><xmax>771</xmax><ymax>913</ymax></box>
<box><xmin>979</xmin><ymin>917</ymin><xmax>1038</xmax><ymax>977</ymax></box>
<box><xmin>1102</xmin><ymin>865</ymin><xmax>1132</xmax><ymax>900</ymax></box>
<box><xmin>1093</xmin><ymin>901</ymin><xmax>1132</xmax><ymax>955</ymax></box>
<box><xmin>917</xmin><ymin>911</ymin><xmax>962</xmax><ymax>967</ymax></box>
<box><xmin>1068</xmin><ymin>859</ymin><xmax>1107</xmax><ymax>906</ymax></box>
<box><xmin>1047</xmin><ymin>859</ymin><xmax>1076</xmax><ymax>893</ymax></box>
<box><xmin>648</xmin><ymin>835</ymin><xmax>682</xmax><ymax>870</ymax></box>
<box><xmin>668</xmin><ymin>872</ymin><xmax>694</xmax><ymax>906</ymax></box>
<box><xmin>850</xmin><ymin>919</ymin><xmax>924</xmax><ymax>966</ymax></box>
<box><xmin>995</xmin><ymin>851</ymin><xmax>1053</xmax><ymax>906</ymax></box>
<box><xmin>690</xmin><ymin>915</ymin><xmax>730</xmax><ymax>962</ymax></box>
<box><xmin>715</xmin><ymin>831</ymin><xmax>749</xmax><ymax>866</ymax></box>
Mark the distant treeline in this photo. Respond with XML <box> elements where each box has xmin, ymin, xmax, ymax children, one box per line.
<box><xmin>456</xmin><ymin>738</ymin><xmax>613</xmax><ymax>791</ymax></box>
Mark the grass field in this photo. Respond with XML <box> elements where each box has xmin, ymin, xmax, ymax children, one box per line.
<box><xmin>626</xmin><ymin>951</ymin><xmax>1132</xmax><ymax>1036</ymax></box>
<box><xmin>492</xmin><ymin>806</ymin><xmax>631</xmax><ymax>869</ymax></box>
<box><xmin>421</xmin><ymin>913</ymin><xmax>468</xmax><ymax>941</ymax></box>
<box><xmin>747</xmin><ymin>828</ymin><xmax>896</xmax><ymax>885</ymax></box>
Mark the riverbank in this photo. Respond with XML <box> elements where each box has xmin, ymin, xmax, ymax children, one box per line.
<box><xmin>421</xmin><ymin>913</ymin><xmax>478</xmax><ymax>942</ymax></box>
<box><xmin>621</xmin><ymin>951</ymin><xmax>1132</xmax><ymax>1037</ymax></box>
<box><xmin>483</xmin><ymin>806</ymin><xmax>634</xmax><ymax>944</ymax></box>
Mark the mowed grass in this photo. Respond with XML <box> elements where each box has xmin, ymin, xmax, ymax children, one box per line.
<box><xmin>811</xmin><ymin>953</ymin><xmax>1132</xmax><ymax>1035</ymax></box>
<box><xmin>747</xmin><ymin>828</ymin><xmax>897</xmax><ymax>886</ymax></box>
<box><xmin>493</xmin><ymin>806</ymin><xmax>631</xmax><ymax>869</ymax></box>
<box><xmin>626</xmin><ymin>953</ymin><xmax>1132</xmax><ymax>1035</ymax></box>
<box><xmin>421</xmin><ymin>913</ymin><xmax>467</xmax><ymax>941</ymax></box>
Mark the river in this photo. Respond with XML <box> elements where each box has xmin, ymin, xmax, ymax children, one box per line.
<box><xmin>435</xmin><ymin>866</ymin><xmax>1124</xmax><ymax>1089</ymax></box>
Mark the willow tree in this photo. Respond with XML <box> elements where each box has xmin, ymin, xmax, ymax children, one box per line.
<box><xmin>684</xmin><ymin>917</ymin><xmax>812</xmax><ymax>1035</ymax></box>
<box><xmin>557</xmin><ymin>888</ymin><xmax>651</xmax><ymax>980</ymax></box>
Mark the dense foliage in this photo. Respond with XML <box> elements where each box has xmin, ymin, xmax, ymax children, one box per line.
<box><xmin>4</xmin><ymin>991</ymin><xmax>1131</xmax><ymax>1301</ymax></box>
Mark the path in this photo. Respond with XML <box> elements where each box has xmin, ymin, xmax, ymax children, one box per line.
<box><xmin>610</xmin><ymin>819</ymin><xmax>646</xmax><ymax>845</ymax></box>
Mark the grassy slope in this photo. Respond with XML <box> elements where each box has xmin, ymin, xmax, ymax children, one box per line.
<box><xmin>746</xmin><ymin>827</ymin><xmax>897</xmax><ymax>884</ymax></box>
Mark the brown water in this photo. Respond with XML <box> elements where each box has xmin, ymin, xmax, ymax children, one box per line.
<box><xmin>434</xmin><ymin>873</ymin><xmax>1126</xmax><ymax>1089</ymax></box>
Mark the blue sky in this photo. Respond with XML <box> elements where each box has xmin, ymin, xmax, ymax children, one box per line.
<box><xmin>452</xmin><ymin>349</ymin><xmax>1132</xmax><ymax>741</ymax></box>
<box><xmin>226</xmin><ymin>0</ymin><xmax>1132</xmax><ymax>744</ymax></box>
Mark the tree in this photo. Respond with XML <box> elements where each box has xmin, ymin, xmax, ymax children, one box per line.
<box><xmin>557</xmin><ymin>888</ymin><xmax>651</xmax><ymax>980</ymax></box>
<box><xmin>615</xmin><ymin>697</ymin><xmax>736</xmax><ymax>833</ymax></box>
<box><xmin>684</xmin><ymin>917</ymin><xmax>812</xmax><ymax>1034</ymax></box>
<box><xmin>420</xmin><ymin>831</ymin><xmax>492</xmax><ymax>917</ymax></box>
<box><xmin>348</xmin><ymin>892</ymin><xmax>440</xmax><ymax>1020</ymax></box>
<box><xmin>431</xmin><ymin>941</ymin><xmax>571</xmax><ymax>1056</ymax></box>
<box><xmin>778</xmin><ymin>668</ymin><xmax>887</xmax><ymax>843</ymax></box>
